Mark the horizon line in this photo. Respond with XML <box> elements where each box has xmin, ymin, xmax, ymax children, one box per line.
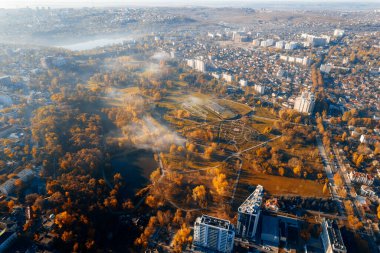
<box><xmin>1</xmin><ymin>1</ymin><xmax>380</xmax><ymax>10</ymax></box>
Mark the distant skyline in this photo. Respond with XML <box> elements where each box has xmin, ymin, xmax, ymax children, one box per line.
<box><xmin>1</xmin><ymin>0</ymin><xmax>380</xmax><ymax>9</ymax></box>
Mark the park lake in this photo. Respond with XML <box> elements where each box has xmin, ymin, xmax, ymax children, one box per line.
<box><xmin>110</xmin><ymin>149</ymin><xmax>157</xmax><ymax>198</ymax></box>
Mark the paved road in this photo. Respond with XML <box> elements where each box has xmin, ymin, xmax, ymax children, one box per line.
<box><xmin>331</xmin><ymin>148</ymin><xmax>378</xmax><ymax>252</ymax></box>
<box><xmin>239</xmin><ymin>135</ymin><xmax>281</xmax><ymax>154</ymax></box>
<box><xmin>317</xmin><ymin>133</ymin><xmax>378</xmax><ymax>252</ymax></box>
<box><xmin>229</xmin><ymin>157</ymin><xmax>243</xmax><ymax>205</ymax></box>
<box><xmin>316</xmin><ymin>135</ymin><xmax>338</xmax><ymax>199</ymax></box>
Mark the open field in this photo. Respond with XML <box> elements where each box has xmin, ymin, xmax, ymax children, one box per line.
<box><xmin>217</xmin><ymin>99</ymin><xmax>252</xmax><ymax>116</ymax></box>
<box><xmin>234</xmin><ymin>168</ymin><xmax>329</xmax><ymax>208</ymax></box>
<box><xmin>253</xmin><ymin>107</ymin><xmax>279</xmax><ymax>119</ymax></box>
<box><xmin>251</xmin><ymin>118</ymin><xmax>276</xmax><ymax>135</ymax></box>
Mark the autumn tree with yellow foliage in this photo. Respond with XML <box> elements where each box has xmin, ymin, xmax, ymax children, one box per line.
<box><xmin>172</xmin><ymin>224</ymin><xmax>193</xmax><ymax>253</ymax></box>
<box><xmin>192</xmin><ymin>185</ymin><xmax>207</xmax><ymax>208</ymax></box>
<box><xmin>212</xmin><ymin>173</ymin><xmax>228</xmax><ymax>196</ymax></box>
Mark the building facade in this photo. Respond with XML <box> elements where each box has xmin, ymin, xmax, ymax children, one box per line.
<box><xmin>348</xmin><ymin>171</ymin><xmax>374</xmax><ymax>186</ymax></box>
<box><xmin>236</xmin><ymin>185</ymin><xmax>263</xmax><ymax>240</ymax></box>
<box><xmin>321</xmin><ymin>219</ymin><xmax>347</xmax><ymax>253</ymax></box>
<box><xmin>275</xmin><ymin>41</ymin><xmax>286</xmax><ymax>49</ymax></box>
<box><xmin>222</xmin><ymin>73</ymin><xmax>234</xmax><ymax>83</ymax></box>
<box><xmin>294</xmin><ymin>91</ymin><xmax>315</xmax><ymax>114</ymax></box>
<box><xmin>252</xmin><ymin>39</ymin><xmax>261</xmax><ymax>47</ymax></box>
<box><xmin>334</xmin><ymin>29</ymin><xmax>345</xmax><ymax>37</ymax></box>
<box><xmin>254</xmin><ymin>84</ymin><xmax>266</xmax><ymax>95</ymax></box>
<box><xmin>195</xmin><ymin>59</ymin><xmax>206</xmax><ymax>73</ymax></box>
<box><xmin>239</xmin><ymin>79</ymin><xmax>247</xmax><ymax>87</ymax></box>
<box><xmin>193</xmin><ymin>215</ymin><xmax>235</xmax><ymax>253</ymax></box>
<box><xmin>285</xmin><ymin>42</ymin><xmax>298</xmax><ymax>50</ymax></box>
<box><xmin>187</xmin><ymin>59</ymin><xmax>206</xmax><ymax>73</ymax></box>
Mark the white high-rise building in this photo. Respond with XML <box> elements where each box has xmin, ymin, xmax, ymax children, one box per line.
<box><xmin>239</xmin><ymin>79</ymin><xmax>247</xmax><ymax>87</ymax></box>
<box><xmin>170</xmin><ymin>51</ymin><xmax>176</xmax><ymax>59</ymax></box>
<box><xmin>266</xmin><ymin>39</ymin><xmax>274</xmax><ymax>46</ymax></box>
<box><xmin>193</xmin><ymin>215</ymin><xmax>235</xmax><ymax>253</ymax></box>
<box><xmin>334</xmin><ymin>29</ymin><xmax>345</xmax><ymax>37</ymax></box>
<box><xmin>195</xmin><ymin>59</ymin><xmax>206</xmax><ymax>73</ymax></box>
<box><xmin>187</xmin><ymin>59</ymin><xmax>206</xmax><ymax>73</ymax></box>
<box><xmin>280</xmin><ymin>55</ymin><xmax>289</xmax><ymax>61</ymax></box>
<box><xmin>252</xmin><ymin>39</ymin><xmax>261</xmax><ymax>47</ymax></box>
<box><xmin>254</xmin><ymin>84</ymin><xmax>266</xmax><ymax>95</ymax></box>
<box><xmin>187</xmin><ymin>59</ymin><xmax>195</xmax><ymax>68</ymax></box>
<box><xmin>275</xmin><ymin>41</ymin><xmax>286</xmax><ymax>49</ymax></box>
<box><xmin>261</xmin><ymin>39</ymin><xmax>274</xmax><ymax>47</ymax></box>
<box><xmin>307</xmin><ymin>36</ymin><xmax>327</xmax><ymax>47</ymax></box>
<box><xmin>211</xmin><ymin>72</ymin><xmax>221</xmax><ymax>79</ymax></box>
<box><xmin>321</xmin><ymin>219</ymin><xmax>347</xmax><ymax>253</ymax></box>
<box><xmin>236</xmin><ymin>185</ymin><xmax>263</xmax><ymax>240</ymax></box>
<box><xmin>279</xmin><ymin>55</ymin><xmax>311</xmax><ymax>66</ymax></box>
<box><xmin>285</xmin><ymin>42</ymin><xmax>298</xmax><ymax>50</ymax></box>
<box><xmin>302</xmin><ymin>57</ymin><xmax>312</xmax><ymax>66</ymax></box>
<box><xmin>294</xmin><ymin>91</ymin><xmax>315</xmax><ymax>114</ymax></box>
<box><xmin>296</xmin><ymin>57</ymin><xmax>303</xmax><ymax>64</ymax></box>
<box><xmin>222</xmin><ymin>73</ymin><xmax>234</xmax><ymax>83</ymax></box>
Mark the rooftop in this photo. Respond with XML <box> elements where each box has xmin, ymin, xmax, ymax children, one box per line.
<box><xmin>238</xmin><ymin>185</ymin><xmax>264</xmax><ymax>215</ymax></box>
<box><xmin>261</xmin><ymin>215</ymin><xmax>280</xmax><ymax>245</ymax></box>
<box><xmin>0</xmin><ymin>230</ymin><xmax>16</xmax><ymax>245</ymax></box>
<box><xmin>199</xmin><ymin>215</ymin><xmax>232</xmax><ymax>230</ymax></box>
<box><xmin>323</xmin><ymin>219</ymin><xmax>346</xmax><ymax>252</ymax></box>
<box><xmin>262</xmin><ymin>215</ymin><xmax>279</xmax><ymax>236</ymax></box>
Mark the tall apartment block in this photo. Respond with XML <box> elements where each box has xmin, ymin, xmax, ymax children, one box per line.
<box><xmin>321</xmin><ymin>219</ymin><xmax>347</xmax><ymax>253</ymax></box>
<box><xmin>294</xmin><ymin>91</ymin><xmax>315</xmax><ymax>114</ymax></box>
<box><xmin>193</xmin><ymin>215</ymin><xmax>235</xmax><ymax>253</ymax></box>
<box><xmin>236</xmin><ymin>185</ymin><xmax>264</xmax><ymax>240</ymax></box>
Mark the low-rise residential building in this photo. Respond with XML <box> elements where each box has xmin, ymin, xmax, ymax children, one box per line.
<box><xmin>348</xmin><ymin>171</ymin><xmax>374</xmax><ymax>186</ymax></box>
<box><xmin>360</xmin><ymin>185</ymin><xmax>376</xmax><ymax>198</ymax></box>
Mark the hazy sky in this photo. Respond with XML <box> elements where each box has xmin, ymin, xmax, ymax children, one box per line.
<box><xmin>1</xmin><ymin>0</ymin><xmax>379</xmax><ymax>9</ymax></box>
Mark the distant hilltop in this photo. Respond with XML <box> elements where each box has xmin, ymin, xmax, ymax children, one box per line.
<box><xmin>0</xmin><ymin>1</ymin><xmax>380</xmax><ymax>10</ymax></box>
